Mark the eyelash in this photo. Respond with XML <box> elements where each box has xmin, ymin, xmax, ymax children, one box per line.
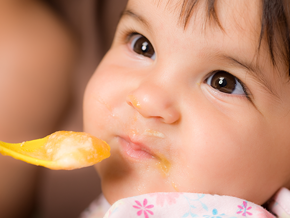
<box><xmin>235</xmin><ymin>78</ymin><xmax>250</xmax><ymax>98</ymax></box>
<box><xmin>117</xmin><ymin>25</ymin><xmax>140</xmax><ymax>44</ymax></box>
<box><xmin>237</xmin><ymin>80</ymin><xmax>252</xmax><ymax>101</ymax></box>
<box><xmin>205</xmin><ymin>71</ymin><xmax>252</xmax><ymax>100</ymax></box>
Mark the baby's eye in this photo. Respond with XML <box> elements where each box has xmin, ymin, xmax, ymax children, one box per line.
<box><xmin>206</xmin><ymin>71</ymin><xmax>245</xmax><ymax>95</ymax></box>
<box><xmin>130</xmin><ymin>34</ymin><xmax>156</xmax><ymax>60</ymax></box>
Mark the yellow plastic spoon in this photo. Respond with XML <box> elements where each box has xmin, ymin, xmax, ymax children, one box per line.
<box><xmin>0</xmin><ymin>131</ymin><xmax>110</xmax><ymax>170</ymax></box>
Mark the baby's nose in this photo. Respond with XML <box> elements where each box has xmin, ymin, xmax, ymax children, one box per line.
<box><xmin>126</xmin><ymin>83</ymin><xmax>180</xmax><ymax>124</ymax></box>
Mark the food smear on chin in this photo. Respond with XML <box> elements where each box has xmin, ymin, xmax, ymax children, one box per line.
<box><xmin>156</xmin><ymin>154</ymin><xmax>171</xmax><ymax>176</ymax></box>
<box><xmin>155</xmin><ymin>154</ymin><xmax>178</xmax><ymax>191</ymax></box>
<box><xmin>171</xmin><ymin>181</ymin><xmax>178</xmax><ymax>191</ymax></box>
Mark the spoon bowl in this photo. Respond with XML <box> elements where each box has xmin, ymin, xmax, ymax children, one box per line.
<box><xmin>0</xmin><ymin>131</ymin><xmax>110</xmax><ymax>170</ymax></box>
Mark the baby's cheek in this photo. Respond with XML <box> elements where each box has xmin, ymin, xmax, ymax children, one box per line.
<box><xmin>170</xmin><ymin>115</ymin><xmax>277</xmax><ymax>204</ymax></box>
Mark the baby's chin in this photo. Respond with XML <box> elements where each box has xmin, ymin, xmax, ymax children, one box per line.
<box><xmin>94</xmin><ymin>145</ymin><xmax>281</xmax><ymax>206</ymax></box>
<box><xmin>95</xmin><ymin>162</ymin><xmax>180</xmax><ymax>204</ymax></box>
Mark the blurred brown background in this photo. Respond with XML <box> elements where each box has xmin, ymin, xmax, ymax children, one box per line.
<box><xmin>0</xmin><ymin>0</ymin><xmax>127</xmax><ymax>218</ymax></box>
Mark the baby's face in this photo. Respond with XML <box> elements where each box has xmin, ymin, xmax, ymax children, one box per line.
<box><xmin>84</xmin><ymin>0</ymin><xmax>290</xmax><ymax>205</ymax></box>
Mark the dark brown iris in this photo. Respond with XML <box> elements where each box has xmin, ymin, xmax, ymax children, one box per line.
<box><xmin>210</xmin><ymin>71</ymin><xmax>236</xmax><ymax>94</ymax></box>
<box><xmin>133</xmin><ymin>36</ymin><xmax>155</xmax><ymax>58</ymax></box>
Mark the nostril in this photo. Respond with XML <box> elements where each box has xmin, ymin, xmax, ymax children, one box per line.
<box><xmin>164</xmin><ymin>110</ymin><xmax>180</xmax><ymax>124</ymax></box>
<box><xmin>127</xmin><ymin>101</ymin><xmax>133</xmax><ymax>107</ymax></box>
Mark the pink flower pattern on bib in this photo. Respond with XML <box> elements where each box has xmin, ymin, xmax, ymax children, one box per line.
<box><xmin>237</xmin><ymin>201</ymin><xmax>252</xmax><ymax>216</ymax></box>
<box><xmin>133</xmin><ymin>198</ymin><xmax>154</xmax><ymax>218</ymax></box>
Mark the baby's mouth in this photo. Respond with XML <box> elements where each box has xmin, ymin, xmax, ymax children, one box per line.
<box><xmin>118</xmin><ymin>136</ymin><xmax>155</xmax><ymax>160</ymax></box>
<box><xmin>118</xmin><ymin>127</ymin><xmax>166</xmax><ymax>160</ymax></box>
<box><xmin>117</xmin><ymin>130</ymin><xmax>173</xmax><ymax>182</ymax></box>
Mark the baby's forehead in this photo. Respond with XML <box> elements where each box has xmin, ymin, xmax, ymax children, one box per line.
<box><xmin>127</xmin><ymin>0</ymin><xmax>262</xmax><ymax>45</ymax></box>
<box><xmin>127</xmin><ymin>0</ymin><xmax>263</xmax><ymax>60</ymax></box>
<box><xmin>149</xmin><ymin>0</ymin><xmax>260</xmax><ymax>28</ymax></box>
<box><xmin>127</xmin><ymin>0</ymin><xmax>289</xmax><ymax>79</ymax></box>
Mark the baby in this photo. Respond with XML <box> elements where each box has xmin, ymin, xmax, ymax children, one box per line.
<box><xmin>82</xmin><ymin>0</ymin><xmax>290</xmax><ymax>217</ymax></box>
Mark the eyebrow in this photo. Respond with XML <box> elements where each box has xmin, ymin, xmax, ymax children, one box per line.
<box><xmin>121</xmin><ymin>9</ymin><xmax>276</xmax><ymax>97</ymax></box>
<box><xmin>121</xmin><ymin>9</ymin><xmax>151</xmax><ymax>29</ymax></box>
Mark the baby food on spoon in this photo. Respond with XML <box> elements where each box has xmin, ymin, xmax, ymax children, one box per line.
<box><xmin>0</xmin><ymin>131</ymin><xmax>110</xmax><ymax>170</ymax></box>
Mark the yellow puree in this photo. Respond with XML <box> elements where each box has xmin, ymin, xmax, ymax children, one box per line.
<box><xmin>129</xmin><ymin>95</ymin><xmax>141</xmax><ymax>108</ymax></box>
<box><xmin>156</xmin><ymin>154</ymin><xmax>178</xmax><ymax>191</ymax></box>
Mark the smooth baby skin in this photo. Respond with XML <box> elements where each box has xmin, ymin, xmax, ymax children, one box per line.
<box><xmin>84</xmin><ymin>0</ymin><xmax>290</xmax><ymax>205</ymax></box>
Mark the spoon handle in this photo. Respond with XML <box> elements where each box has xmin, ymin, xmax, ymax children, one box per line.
<box><xmin>0</xmin><ymin>141</ymin><xmax>53</xmax><ymax>168</ymax></box>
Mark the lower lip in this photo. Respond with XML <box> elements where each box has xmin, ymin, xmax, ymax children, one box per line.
<box><xmin>119</xmin><ymin>137</ymin><xmax>154</xmax><ymax>160</ymax></box>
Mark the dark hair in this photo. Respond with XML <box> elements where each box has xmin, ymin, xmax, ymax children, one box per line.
<box><xmin>179</xmin><ymin>0</ymin><xmax>290</xmax><ymax>75</ymax></box>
